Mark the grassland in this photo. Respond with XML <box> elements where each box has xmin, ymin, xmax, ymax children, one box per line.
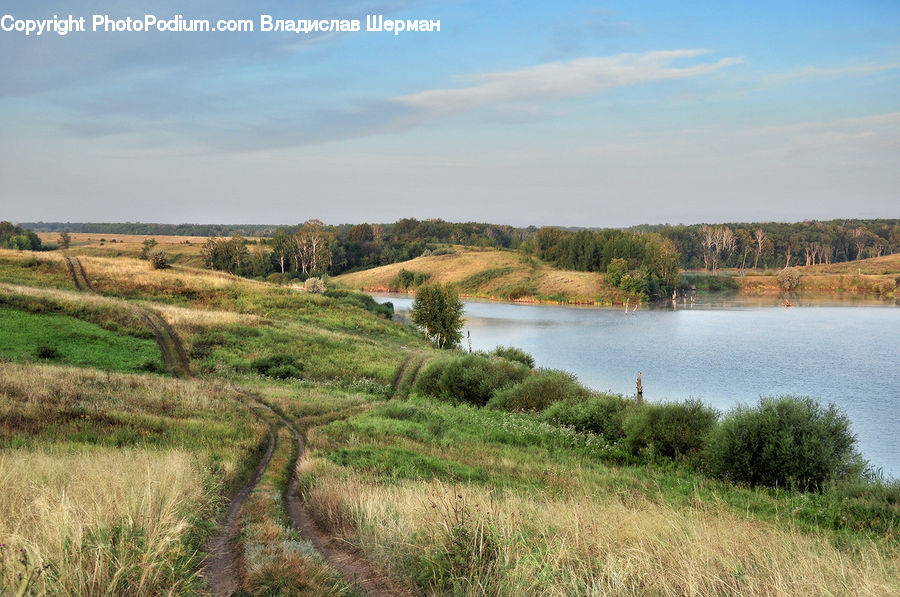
<box><xmin>2</xmin><ymin>243</ymin><xmax>898</xmax><ymax>596</ymax></box>
<box><xmin>0</xmin><ymin>362</ymin><xmax>267</xmax><ymax>594</ymax></box>
<box><xmin>0</xmin><ymin>307</ymin><xmax>164</xmax><ymax>373</ymax></box>
<box><xmin>37</xmin><ymin>232</ymin><xmax>217</xmax><ymax>268</ymax></box>
<box><xmin>335</xmin><ymin>247</ymin><xmax>630</xmax><ymax>305</ymax></box>
<box><xmin>301</xmin><ymin>398</ymin><xmax>899</xmax><ymax>596</ymax></box>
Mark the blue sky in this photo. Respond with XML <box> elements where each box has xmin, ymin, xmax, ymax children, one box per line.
<box><xmin>1</xmin><ymin>0</ymin><xmax>898</xmax><ymax>226</ymax></box>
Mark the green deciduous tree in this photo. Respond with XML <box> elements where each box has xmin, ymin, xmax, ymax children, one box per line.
<box><xmin>410</xmin><ymin>284</ymin><xmax>465</xmax><ymax>349</ymax></box>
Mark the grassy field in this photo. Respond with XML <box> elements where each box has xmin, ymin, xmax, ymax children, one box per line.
<box><xmin>37</xmin><ymin>232</ymin><xmax>219</xmax><ymax>268</ymax></box>
<box><xmin>335</xmin><ymin>247</ymin><xmax>630</xmax><ymax>305</ymax></box>
<box><xmin>301</xmin><ymin>398</ymin><xmax>899</xmax><ymax>596</ymax></box>
<box><xmin>0</xmin><ymin>307</ymin><xmax>164</xmax><ymax>373</ymax></box>
<box><xmin>1</xmin><ymin>243</ymin><xmax>898</xmax><ymax>596</ymax></box>
<box><xmin>0</xmin><ymin>362</ymin><xmax>267</xmax><ymax>594</ymax></box>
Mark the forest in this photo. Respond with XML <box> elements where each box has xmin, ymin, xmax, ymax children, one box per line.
<box><xmin>20</xmin><ymin>218</ymin><xmax>900</xmax><ymax>282</ymax></box>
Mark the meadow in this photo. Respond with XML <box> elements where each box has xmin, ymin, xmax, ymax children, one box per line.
<box><xmin>335</xmin><ymin>247</ymin><xmax>630</xmax><ymax>305</ymax></box>
<box><xmin>1</xmin><ymin>242</ymin><xmax>898</xmax><ymax>596</ymax></box>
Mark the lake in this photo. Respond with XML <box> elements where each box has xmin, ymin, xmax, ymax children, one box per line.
<box><xmin>373</xmin><ymin>293</ymin><xmax>900</xmax><ymax>479</ymax></box>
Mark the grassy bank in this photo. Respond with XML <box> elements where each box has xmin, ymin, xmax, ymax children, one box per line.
<box><xmin>300</xmin><ymin>398</ymin><xmax>899</xmax><ymax>596</ymax></box>
<box><xmin>335</xmin><ymin>247</ymin><xmax>632</xmax><ymax>305</ymax></box>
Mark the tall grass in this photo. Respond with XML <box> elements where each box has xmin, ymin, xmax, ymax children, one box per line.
<box><xmin>0</xmin><ymin>448</ymin><xmax>207</xmax><ymax>595</ymax></box>
<box><xmin>300</xmin><ymin>465</ymin><xmax>899</xmax><ymax>597</ymax></box>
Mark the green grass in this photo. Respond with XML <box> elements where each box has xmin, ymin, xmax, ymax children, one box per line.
<box><xmin>311</xmin><ymin>397</ymin><xmax>899</xmax><ymax>544</ymax></box>
<box><xmin>0</xmin><ymin>306</ymin><xmax>164</xmax><ymax>374</ymax></box>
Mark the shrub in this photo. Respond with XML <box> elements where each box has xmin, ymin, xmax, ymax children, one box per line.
<box><xmin>34</xmin><ymin>344</ymin><xmax>60</xmax><ymax>359</ymax></box>
<box><xmin>395</xmin><ymin>269</ymin><xmax>431</xmax><ymax>290</ymax></box>
<box><xmin>487</xmin><ymin>369</ymin><xmax>590</xmax><ymax>412</ymax></box>
<box><xmin>303</xmin><ymin>277</ymin><xmax>326</xmax><ymax>293</ymax></box>
<box><xmin>703</xmin><ymin>396</ymin><xmax>860</xmax><ymax>490</ymax></box>
<box><xmin>876</xmin><ymin>279</ymin><xmax>896</xmax><ymax>295</ymax></box>
<box><xmin>438</xmin><ymin>355</ymin><xmax>529</xmax><ymax>406</ymax></box>
<box><xmin>777</xmin><ymin>266</ymin><xmax>801</xmax><ymax>291</ymax></box>
<box><xmin>149</xmin><ymin>250</ymin><xmax>171</xmax><ymax>270</ymax></box>
<box><xmin>414</xmin><ymin>354</ymin><xmax>530</xmax><ymax>406</ymax></box>
<box><xmin>623</xmin><ymin>400</ymin><xmax>718</xmax><ymax>461</ymax></box>
<box><xmin>542</xmin><ymin>393</ymin><xmax>632</xmax><ymax>441</ymax></box>
<box><xmin>490</xmin><ymin>346</ymin><xmax>535</xmax><ymax>368</ymax></box>
<box><xmin>249</xmin><ymin>354</ymin><xmax>304</xmax><ymax>380</ymax></box>
<box><xmin>139</xmin><ymin>359</ymin><xmax>165</xmax><ymax>374</ymax></box>
<box><xmin>412</xmin><ymin>358</ymin><xmax>452</xmax><ymax>398</ymax></box>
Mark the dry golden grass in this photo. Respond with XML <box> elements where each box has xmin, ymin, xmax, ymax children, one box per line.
<box><xmin>36</xmin><ymin>233</ymin><xmax>250</xmax><ymax>267</ymax></box>
<box><xmin>76</xmin><ymin>254</ymin><xmax>266</xmax><ymax>292</ymax></box>
<box><xmin>0</xmin><ymin>362</ymin><xmax>267</xmax><ymax>595</ymax></box>
<box><xmin>140</xmin><ymin>301</ymin><xmax>264</xmax><ymax>333</ymax></box>
<box><xmin>335</xmin><ymin>247</ymin><xmax>620</xmax><ymax>303</ymax></box>
<box><xmin>801</xmin><ymin>253</ymin><xmax>900</xmax><ymax>276</ymax></box>
<box><xmin>300</xmin><ymin>458</ymin><xmax>899</xmax><ymax>597</ymax></box>
<box><xmin>0</xmin><ymin>448</ymin><xmax>205</xmax><ymax>596</ymax></box>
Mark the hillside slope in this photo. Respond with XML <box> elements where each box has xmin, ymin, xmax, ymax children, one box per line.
<box><xmin>335</xmin><ymin>247</ymin><xmax>631</xmax><ymax>304</ymax></box>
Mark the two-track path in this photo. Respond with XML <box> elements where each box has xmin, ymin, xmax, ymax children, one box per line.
<box><xmin>62</xmin><ymin>256</ymin><xmax>411</xmax><ymax>596</ymax></box>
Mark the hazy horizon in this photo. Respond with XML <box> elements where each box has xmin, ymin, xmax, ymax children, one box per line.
<box><xmin>2</xmin><ymin>1</ymin><xmax>898</xmax><ymax>226</ymax></box>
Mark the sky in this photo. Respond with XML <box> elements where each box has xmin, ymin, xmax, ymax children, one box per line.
<box><xmin>1</xmin><ymin>0</ymin><xmax>898</xmax><ymax>228</ymax></box>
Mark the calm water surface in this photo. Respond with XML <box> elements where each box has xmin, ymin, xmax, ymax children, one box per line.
<box><xmin>373</xmin><ymin>293</ymin><xmax>900</xmax><ymax>478</ymax></box>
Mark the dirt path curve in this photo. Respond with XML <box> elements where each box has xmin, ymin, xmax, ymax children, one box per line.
<box><xmin>201</xmin><ymin>402</ymin><xmax>276</xmax><ymax>597</ymax></box>
<box><xmin>272</xmin><ymin>404</ymin><xmax>415</xmax><ymax>597</ymax></box>
<box><xmin>62</xmin><ymin>256</ymin><xmax>192</xmax><ymax>378</ymax></box>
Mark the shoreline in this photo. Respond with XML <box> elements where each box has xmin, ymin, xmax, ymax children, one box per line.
<box><xmin>361</xmin><ymin>286</ymin><xmax>898</xmax><ymax>310</ymax></box>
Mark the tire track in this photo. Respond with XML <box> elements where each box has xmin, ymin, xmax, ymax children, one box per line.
<box><xmin>64</xmin><ymin>256</ymin><xmax>192</xmax><ymax>379</ymax></box>
<box><xmin>246</xmin><ymin>393</ymin><xmax>414</xmax><ymax>597</ymax></box>
<box><xmin>73</xmin><ymin>257</ymin><xmax>95</xmax><ymax>292</ymax></box>
<box><xmin>202</xmin><ymin>401</ymin><xmax>276</xmax><ymax>597</ymax></box>
<box><xmin>63</xmin><ymin>256</ymin><xmax>82</xmax><ymax>291</ymax></box>
<box><xmin>390</xmin><ymin>354</ymin><xmax>415</xmax><ymax>397</ymax></box>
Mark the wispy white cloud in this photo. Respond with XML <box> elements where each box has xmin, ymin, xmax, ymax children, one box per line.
<box><xmin>760</xmin><ymin>62</ymin><xmax>900</xmax><ymax>86</ymax></box>
<box><xmin>394</xmin><ymin>50</ymin><xmax>742</xmax><ymax>116</ymax></box>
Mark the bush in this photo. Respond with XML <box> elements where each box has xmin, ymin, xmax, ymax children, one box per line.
<box><xmin>414</xmin><ymin>354</ymin><xmax>530</xmax><ymax>406</ymax></box>
<box><xmin>303</xmin><ymin>277</ymin><xmax>326</xmax><ymax>293</ymax></box>
<box><xmin>395</xmin><ymin>269</ymin><xmax>431</xmax><ymax>290</ymax></box>
<box><xmin>413</xmin><ymin>358</ymin><xmax>452</xmax><ymax>398</ymax></box>
<box><xmin>542</xmin><ymin>394</ymin><xmax>632</xmax><ymax>441</ymax></box>
<box><xmin>876</xmin><ymin>279</ymin><xmax>896</xmax><ymax>295</ymax></box>
<box><xmin>249</xmin><ymin>354</ymin><xmax>304</xmax><ymax>380</ymax></box>
<box><xmin>623</xmin><ymin>400</ymin><xmax>718</xmax><ymax>461</ymax></box>
<box><xmin>139</xmin><ymin>359</ymin><xmax>165</xmax><ymax>374</ymax></box>
<box><xmin>703</xmin><ymin>396</ymin><xmax>860</xmax><ymax>490</ymax></box>
<box><xmin>34</xmin><ymin>344</ymin><xmax>60</xmax><ymax>359</ymax></box>
<box><xmin>777</xmin><ymin>266</ymin><xmax>801</xmax><ymax>291</ymax></box>
<box><xmin>487</xmin><ymin>369</ymin><xmax>590</xmax><ymax>412</ymax></box>
<box><xmin>149</xmin><ymin>250</ymin><xmax>171</xmax><ymax>270</ymax></box>
<box><xmin>490</xmin><ymin>346</ymin><xmax>535</xmax><ymax>368</ymax></box>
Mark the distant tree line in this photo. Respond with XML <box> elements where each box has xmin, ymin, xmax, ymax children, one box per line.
<box><xmin>22</xmin><ymin>217</ymin><xmax>899</xmax><ymax>281</ymax></box>
<box><xmin>634</xmin><ymin>219</ymin><xmax>900</xmax><ymax>271</ymax></box>
<box><xmin>0</xmin><ymin>221</ymin><xmax>42</xmax><ymax>251</ymax></box>
<box><xmin>199</xmin><ymin>218</ymin><xmax>532</xmax><ymax>280</ymax></box>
